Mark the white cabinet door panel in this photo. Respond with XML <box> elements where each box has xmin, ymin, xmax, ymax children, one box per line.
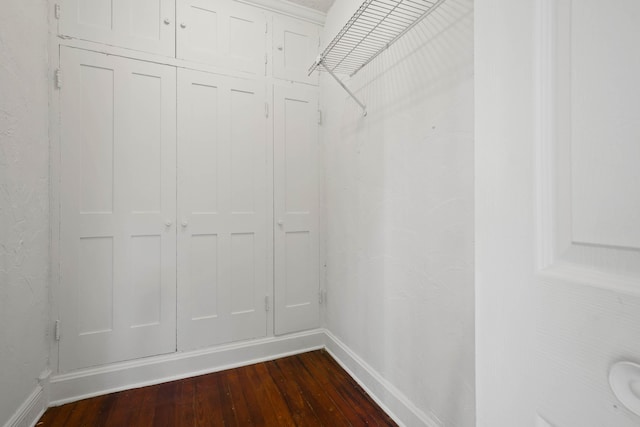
<box><xmin>177</xmin><ymin>69</ymin><xmax>268</xmax><ymax>350</ymax></box>
<box><xmin>272</xmin><ymin>15</ymin><xmax>319</xmax><ymax>85</ymax></box>
<box><xmin>274</xmin><ymin>84</ymin><xmax>319</xmax><ymax>335</ymax></box>
<box><xmin>59</xmin><ymin>47</ymin><xmax>176</xmax><ymax>372</ymax></box>
<box><xmin>177</xmin><ymin>0</ymin><xmax>266</xmax><ymax>75</ymax></box>
<box><xmin>59</xmin><ymin>0</ymin><xmax>175</xmax><ymax>56</ymax></box>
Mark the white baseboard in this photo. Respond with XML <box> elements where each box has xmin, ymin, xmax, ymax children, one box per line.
<box><xmin>47</xmin><ymin>328</ymin><xmax>438</xmax><ymax>427</ymax></box>
<box><xmin>324</xmin><ymin>330</ymin><xmax>443</xmax><ymax>427</ymax></box>
<box><xmin>50</xmin><ymin>329</ymin><xmax>324</xmax><ymax>406</ymax></box>
<box><xmin>3</xmin><ymin>374</ymin><xmax>49</xmax><ymax>427</ymax></box>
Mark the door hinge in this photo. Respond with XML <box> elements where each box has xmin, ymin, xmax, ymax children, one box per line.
<box><xmin>319</xmin><ymin>289</ymin><xmax>326</xmax><ymax>305</ymax></box>
<box><xmin>54</xmin><ymin>3</ymin><xmax>61</xmax><ymax>19</ymax></box>
<box><xmin>317</xmin><ymin>109</ymin><xmax>323</xmax><ymax>125</ymax></box>
<box><xmin>265</xmin><ymin>295</ymin><xmax>270</xmax><ymax>312</ymax></box>
<box><xmin>265</xmin><ymin>102</ymin><xmax>269</xmax><ymax>118</ymax></box>
<box><xmin>265</xmin><ymin>22</ymin><xmax>268</xmax><ymax>34</ymax></box>
<box><xmin>55</xmin><ymin>69</ymin><xmax>63</xmax><ymax>89</ymax></box>
<box><xmin>264</xmin><ymin>53</ymin><xmax>268</xmax><ymax>65</ymax></box>
<box><xmin>54</xmin><ymin>320</ymin><xmax>61</xmax><ymax>341</ymax></box>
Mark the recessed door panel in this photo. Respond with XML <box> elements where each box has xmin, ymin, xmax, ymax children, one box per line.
<box><xmin>77</xmin><ymin>236</ymin><xmax>114</xmax><ymax>335</ymax></box>
<box><xmin>178</xmin><ymin>68</ymin><xmax>267</xmax><ymax>350</ymax></box>
<box><xmin>274</xmin><ymin>84</ymin><xmax>319</xmax><ymax>335</ymax></box>
<box><xmin>129</xmin><ymin>235</ymin><xmax>162</xmax><ymax>328</ymax></box>
<box><xmin>79</xmin><ymin>64</ymin><xmax>114</xmax><ymax>214</ymax></box>
<box><xmin>59</xmin><ymin>47</ymin><xmax>176</xmax><ymax>372</ymax></box>
<box><xmin>128</xmin><ymin>73</ymin><xmax>163</xmax><ymax>213</ymax></box>
<box><xmin>190</xmin><ymin>234</ymin><xmax>219</xmax><ymax>320</ymax></box>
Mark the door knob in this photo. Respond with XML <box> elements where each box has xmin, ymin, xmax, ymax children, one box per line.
<box><xmin>181</xmin><ymin>220</ymin><xmax>188</xmax><ymax>227</ymax></box>
<box><xmin>277</xmin><ymin>220</ymin><xmax>284</xmax><ymax>226</ymax></box>
<box><xmin>180</xmin><ymin>23</ymin><xmax>187</xmax><ymax>29</ymax></box>
<box><xmin>163</xmin><ymin>18</ymin><xmax>171</xmax><ymax>25</ymax></box>
<box><xmin>165</xmin><ymin>220</ymin><xmax>173</xmax><ymax>227</ymax></box>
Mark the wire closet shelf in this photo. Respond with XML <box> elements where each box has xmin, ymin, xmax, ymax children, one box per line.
<box><xmin>309</xmin><ymin>0</ymin><xmax>446</xmax><ymax>115</ymax></box>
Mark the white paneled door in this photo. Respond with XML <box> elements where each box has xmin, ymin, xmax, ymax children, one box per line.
<box><xmin>176</xmin><ymin>0</ymin><xmax>266</xmax><ymax>75</ymax></box>
<box><xmin>177</xmin><ymin>69</ymin><xmax>268</xmax><ymax>350</ymax></box>
<box><xmin>272</xmin><ymin>15</ymin><xmax>320</xmax><ymax>85</ymax></box>
<box><xmin>274</xmin><ymin>84</ymin><xmax>320</xmax><ymax>335</ymax></box>
<box><xmin>58</xmin><ymin>0</ymin><xmax>175</xmax><ymax>56</ymax></box>
<box><xmin>476</xmin><ymin>0</ymin><xmax>640</xmax><ymax>426</ymax></box>
<box><xmin>59</xmin><ymin>47</ymin><xmax>177</xmax><ymax>372</ymax></box>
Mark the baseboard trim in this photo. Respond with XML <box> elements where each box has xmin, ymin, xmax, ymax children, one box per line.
<box><xmin>3</xmin><ymin>380</ymin><xmax>48</xmax><ymax>427</ymax></box>
<box><xmin>50</xmin><ymin>329</ymin><xmax>324</xmax><ymax>406</ymax></box>
<box><xmin>49</xmin><ymin>328</ymin><xmax>439</xmax><ymax>427</ymax></box>
<box><xmin>324</xmin><ymin>330</ymin><xmax>443</xmax><ymax>427</ymax></box>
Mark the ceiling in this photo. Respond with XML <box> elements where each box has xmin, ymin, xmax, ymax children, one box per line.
<box><xmin>287</xmin><ymin>0</ymin><xmax>335</xmax><ymax>13</ymax></box>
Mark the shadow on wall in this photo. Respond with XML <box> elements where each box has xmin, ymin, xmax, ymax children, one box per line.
<box><xmin>337</xmin><ymin>0</ymin><xmax>474</xmax><ymax>131</ymax></box>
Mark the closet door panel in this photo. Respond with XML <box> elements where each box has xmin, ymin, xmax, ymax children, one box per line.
<box><xmin>178</xmin><ymin>69</ymin><xmax>267</xmax><ymax>350</ymax></box>
<box><xmin>177</xmin><ymin>0</ymin><xmax>266</xmax><ymax>75</ymax></box>
<box><xmin>58</xmin><ymin>0</ymin><xmax>175</xmax><ymax>56</ymax></box>
<box><xmin>272</xmin><ymin>15</ymin><xmax>319</xmax><ymax>85</ymax></box>
<box><xmin>120</xmin><ymin>57</ymin><xmax>177</xmax><ymax>345</ymax></box>
<box><xmin>274</xmin><ymin>84</ymin><xmax>319</xmax><ymax>335</ymax></box>
<box><xmin>59</xmin><ymin>47</ymin><xmax>176</xmax><ymax>372</ymax></box>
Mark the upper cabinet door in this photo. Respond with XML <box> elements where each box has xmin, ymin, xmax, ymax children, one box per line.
<box><xmin>272</xmin><ymin>14</ymin><xmax>319</xmax><ymax>85</ymax></box>
<box><xmin>58</xmin><ymin>0</ymin><xmax>175</xmax><ymax>56</ymax></box>
<box><xmin>177</xmin><ymin>0</ymin><xmax>267</xmax><ymax>75</ymax></box>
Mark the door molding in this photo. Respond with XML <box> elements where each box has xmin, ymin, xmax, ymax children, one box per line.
<box><xmin>534</xmin><ymin>0</ymin><xmax>640</xmax><ymax>296</ymax></box>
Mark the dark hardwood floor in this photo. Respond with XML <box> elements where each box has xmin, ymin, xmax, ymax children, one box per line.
<box><xmin>37</xmin><ymin>349</ymin><xmax>398</xmax><ymax>426</ymax></box>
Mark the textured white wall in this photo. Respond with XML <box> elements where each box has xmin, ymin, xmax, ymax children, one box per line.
<box><xmin>320</xmin><ymin>0</ymin><xmax>474</xmax><ymax>425</ymax></box>
<box><xmin>0</xmin><ymin>0</ymin><xmax>50</xmax><ymax>424</ymax></box>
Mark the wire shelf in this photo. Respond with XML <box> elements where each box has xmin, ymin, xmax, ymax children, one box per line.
<box><xmin>309</xmin><ymin>0</ymin><xmax>446</xmax><ymax>77</ymax></box>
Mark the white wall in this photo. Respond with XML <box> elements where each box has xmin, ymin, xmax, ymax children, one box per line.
<box><xmin>320</xmin><ymin>0</ymin><xmax>474</xmax><ymax>425</ymax></box>
<box><xmin>0</xmin><ymin>0</ymin><xmax>51</xmax><ymax>424</ymax></box>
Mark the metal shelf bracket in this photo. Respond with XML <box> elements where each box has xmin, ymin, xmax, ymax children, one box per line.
<box><xmin>312</xmin><ymin>56</ymin><xmax>367</xmax><ymax>117</ymax></box>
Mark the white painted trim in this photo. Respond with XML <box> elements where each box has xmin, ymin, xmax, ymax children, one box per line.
<box><xmin>241</xmin><ymin>0</ymin><xmax>326</xmax><ymax>24</ymax></box>
<box><xmin>324</xmin><ymin>330</ymin><xmax>442</xmax><ymax>427</ymax></box>
<box><xmin>50</xmin><ymin>329</ymin><xmax>324</xmax><ymax>406</ymax></box>
<box><xmin>532</xmin><ymin>0</ymin><xmax>640</xmax><ymax>298</ymax></box>
<box><xmin>3</xmin><ymin>383</ymin><xmax>48</xmax><ymax>427</ymax></box>
<box><xmin>45</xmin><ymin>329</ymin><xmax>426</xmax><ymax>427</ymax></box>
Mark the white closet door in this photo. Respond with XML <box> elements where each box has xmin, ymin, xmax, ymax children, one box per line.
<box><xmin>177</xmin><ymin>0</ymin><xmax>266</xmax><ymax>75</ymax></box>
<box><xmin>274</xmin><ymin>84</ymin><xmax>319</xmax><ymax>335</ymax></box>
<box><xmin>177</xmin><ymin>69</ymin><xmax>268</xmax><ymax>350</ymax></box>
<box><xmin>59</xmin><ymin>47</ymin><xmax>177</xmax><ymax>372</ymax></box>
<box><xmin>58</xmin><ymin>0</ymin><xmax>175</xmax><ymax>56</ymax></box>
<box><xmin>272</xmin><ymin>15</ymin><xmax>319</xmax><ymax>85</ymax></box>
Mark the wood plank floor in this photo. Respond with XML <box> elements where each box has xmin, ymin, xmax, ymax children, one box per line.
<box><xmin>37</xmin><ymin>350</ymin><xmax>398</xmax><ymax>426</ymax></box>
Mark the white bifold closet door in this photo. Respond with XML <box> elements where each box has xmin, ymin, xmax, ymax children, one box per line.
<box><xmin>274</xmin><ymin>84</ymin><xmax>320</xmax><ymax>335</ymax></box>
<box><xmin>177</xmin><ymin>69</ymin><xmax>268</xmax><ymax>350</ymax></box>
<box><xmin>58</xmin><ymin>47</ymin><xmax>177</xmax><ymax>372</ymax></box>
<box><xmin>58</xmin><ymin>0</ymin><xmax>175</xmax><ymax>56</ymax></box>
